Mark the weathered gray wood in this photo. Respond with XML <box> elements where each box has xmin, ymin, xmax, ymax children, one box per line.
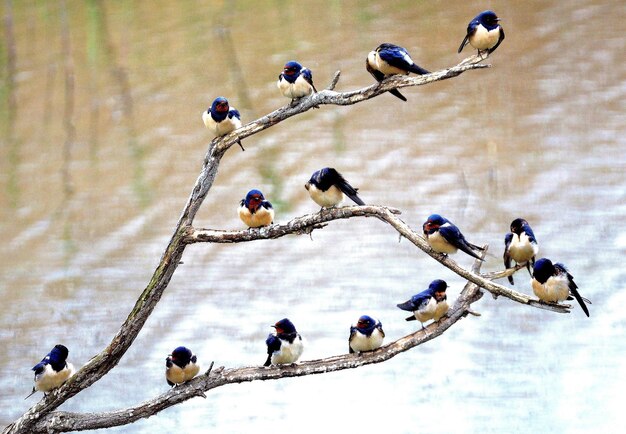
<box><xmin>214</xmin><ymin>56</ymin><xmax>489</xmax><ymax>155</ymax></box>
<box><xmin>3</xmin><ymin>55</ymin><xmax>508</xmax><ymax>434</ymax></box>
<box><xmin>187</xmin><ymin>205</ymin><xmax>571</xmax><ymax>313</ymax></box>
<box><xmin>32</xmin><ymin>255</ymin><xmax>487</xmax><ymax>432</ymax></box>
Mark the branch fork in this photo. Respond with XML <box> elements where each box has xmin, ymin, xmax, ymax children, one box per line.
<box><xmin>4</xmin><ymin>55</ymin><xmax>546</xmax><ymax>434</ymax></box>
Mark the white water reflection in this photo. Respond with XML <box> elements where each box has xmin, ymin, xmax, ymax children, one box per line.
<box><xmin>1</xmin><ymin>0</ymin><xmax>625</xmax><ymax>433</ymax></box>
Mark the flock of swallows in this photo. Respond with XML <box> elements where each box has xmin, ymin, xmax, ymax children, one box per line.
<box><xmin>25</xmin><ymin>11</ymin><xmax>590</xmax><ymax>398</ymax></box>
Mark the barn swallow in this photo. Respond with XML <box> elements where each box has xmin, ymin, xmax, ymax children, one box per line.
<box><xmin>366</xmin><ymin>43</ymin><xmax>430</xmax><ymax>101</ymax></box>
<box><xmin>238</xmin><ymin>189</ymin><xmax>275</xmax><ymax>228</ymax></box>
<box><xmin>458</xmin><ymin>10</ymin><xmax>505</xmax><ymax>57</ymax></box>
<box><xmin>422</xmin><ymin>214</ymin><xmax>484</xmax><ymax>260</ymax></box>
<box><xmin>264</xmin><ymin>318</ymin><xmax>303</xmax><ymax>366</ymax></box>
<box><xmin>532</xmin><ymin>258</ymin><xmax>590</xmax><ymax>317</ymax></box>
<box><xmin>348</xmin><ymin>315</ymin><xmax>385</xmax><ymax>354</ymax></box>
<box><xmin>397</xmin><ymin>279</ymin><xmax>449</xmax><ymax>328</ymax></box>
<box><xmin>165</xmin><ymin>346</ymin><xmax>200</xmax><ymax>387</ymax></box>
<box><xmin>504</xmin><ymin>218</ymin><xmax>539</xmax><ymax>285</ymax></box>
<box><xmin>202</xmin><ymin>96</ymin><xmax>245</xmax><ymax>151</ymax></box>
<box><xmin>277</xmin><ymin>61</ymin><xmax>317</xmax><ymax>103</ymax></box>
<box><xmin>305</xmin><ymin>167</ymin><xmax>365</xmax><ymax>209</ymax></box>
<box><xmin>25</xmin><ymin>344</ymin><xmax>75</xmax><ymax>399</ymax></box>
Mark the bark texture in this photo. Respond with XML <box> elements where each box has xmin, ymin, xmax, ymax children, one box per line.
<box><xmin>4</xmin><ymin>54</ymin><xmax>564</xmax><ymax>434</ymax></box>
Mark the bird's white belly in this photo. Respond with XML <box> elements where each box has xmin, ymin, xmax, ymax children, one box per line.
<box><xmin>470</xmin><ymin>25</ymin><xmax>500</xmax><ymax>50</ymax></box>
<box><xmin>350</xmin><ymin>328</ymin><xmax>384</xmax><ymax>353</ymax></box>
<box><xmin>238</xmin><ymin>205</ymin><xmax>274</xmax><ymax>228</ymax></box>
<box><xmin>532</xmin><ymin>275</ymin><xmax>569</xmax><ymax>302</ymax></box>
<box><xmin>308</xmin><ymin>184</ymin><xmax>344</xmax><ymax>207</ymax></box>
<box><xmin>272</xmin><ymin>339</ymin><xmax>303</xmax><ymax>364</ymax></box>
<box><xmin>202</xmin><ymin>113</ymin><xmax>241</xmax><ymax>137</ymax></box>
<box><xmin>183</xmin><ymin>362</ymin><xmax>200</xmax><ymax>381</ymax></box>
<box><xmin>166</xmin><ymin>364</ymin><xmax>187</xmax><ymax>384</ymax></box>
<box><xmin>509</xmin><ymin>236</ymin><xmax>538</xmax><ymax>263</ymax></box>
<box><xmin>278</xmin><ymin>76</ymin><xmax>312</xmax><ymax>99</ymax></box>
<box><xmin>433</xmin><ymin>300</ymin><xmax>449</xmax><ymax>321</ymax></box>
<box><xmin>414</xmin><ymin>297</ymin><xmax>437</xmax><ymax>323</ymax></box>
<box><xmin>35</xmin><ymin>363</ymin><xmax>74</xmax><ymax>392</ymax></box>
<box><xmin>427</xmin><ymin>232</ymin><xmax>457</xmax><ymax>254</ymax></box>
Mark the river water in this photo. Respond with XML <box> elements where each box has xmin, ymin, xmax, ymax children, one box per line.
<box><xmin>1</xmin><ymin>0</ymin><xmax>624</xmax><ymax>432</ymax></box>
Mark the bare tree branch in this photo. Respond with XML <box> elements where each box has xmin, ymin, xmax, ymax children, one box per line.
<box><xmin>4</xmin><ymin>55</ymin><xmax>510</xmax><ymax>434</ymax></box>
<box><xmin>184</xmin><ymin>205</ymin><xmax>402</xmax><ymax>243</ymax></box>
<box><xmin>187</xmin><ymin>205</ymin><xmax>571</xmax><ymax>314</ymax></box>
<box><xmin>215</xmin><ymin>55</ymin><xmax>489</xmax><ymax>155</ymax></box>
<box><xmin>33</xmin><ymin>253</ymin><xmax>487</xmax><ymax>432</ymax></box>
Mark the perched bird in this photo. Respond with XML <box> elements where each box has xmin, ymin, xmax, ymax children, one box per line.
<box><xmin>264</xmin><ymin>318</ymin><xmax>303</xmax><ymax>366</ymax></box>
<box><xmin>277</xmin><ymin>61</ymin><xmax>317</xmax><ymax>102</ymax></box>
<box><xmin>422</xmin><ymin>214</ymin><xmax>484</xmax><ymax>260</ymax></box>
<box><xmin>348</xmin><ymin>315</ymin><xmax>385</xmax><ymax>354</ymax></box>
<box><xmin>458</xmin><ymin>10</ymin><xmax>505</xmax><ymax>56</ymax></box>
<box><xmin>202</xmin><ymin>97</ymin><xmax>244</xmax><ymax>151</ymax></box>
<box><xmin>238</xmin><ymin>189</ymin><xmax>275</xmax><ymax>228</ymax></box>
<box><xmin>165</xmin><ymin>346</ymin><xmax>200</xmax><ymax>387</ymax></box>
<box><xmin>397</xmin><ymin>279</ymin><xmax>449</xmax><ymax>328</ymax></box>
<box><xmin>504</xmin><ymin>218</ymin><xmax>539</xmax><ymax>285</ymax></box>
<box><xmin>532</xmin><ymin>258</ymin><xmax>591</xmax><ymax>317</ymax></box>
<box><xmin>305</xmin><ymin>167</ymin><xmax>365</xmax><ymax>209</ymax></box>
<box><xmin>366</xmin><ymin>43</ymin><xmax>430</xmax><ymax>102</ymax></box>
<box><xmin>26</xmin><ymin>344</ymin><xmax>75</xmax><ymax>399</ymax></box>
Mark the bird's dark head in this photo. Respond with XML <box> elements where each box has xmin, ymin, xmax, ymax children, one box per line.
<box><xmin>273</xmin><ymin>318</ymin><xmax>296</xmax><ymax>335</ymax></box>
<box><xmin>478</xmin><ymin>10</ymin><xmax>500</xmax><ymax>27</ymax></box>
<box><xmin>376</xmin><ymin>43</ymin><xmax>399</xmax><ymax>52</ymax></box>
<box><xmin>50</xmin><ymin>344</ymin><xmax>69</xmax><ymax>362</ymax></box>
<box><xmin>283</xmin><ymin>61</ymin><xmax>303</xmax><ymax>76</ymax></box>
<box><xmin>211</xmin><ymin>97</ymin><xmax>230</xmax><ymax>114</ymax></box>
<box><xmin>510</xmin><ymin>218</ymin><xmax>530</xmax><ymax>235</ymax></box>
<box><xmin>356</xmin><ymin>315</ymin><xmax>376</xmax><ymax>330</ymax></box>
<box><xmin>429</xmin><ymin>279</ymin><xmax>448</xmax><ymax>301</ymax></box>
<box><xmin>305</xmin><ymin>168</ymin><xmax>326</xmax><ymax>190</ymax></box>
<box><xmin>244</xmin><ymin>189</ymin><xmax>266</xmax><ymax>211</ymax></box>
<box><xmin>533</xmin><ymin>258</ymin><xmax>555</xmax><ymax>284</ymax></box>
<box><xmin>423</xmin><ymin>214</ymin><xmax>446</xmax><ymax>233</ymax></box>
<box><xmin>318</xmin><ymin>167</ymin><xmax>333</xmax><ymax>178</ymax></box>
<box><xmin>170</xmin><ymin>346</ymin><xmax>193</xmax><ymax>365</ymax></box>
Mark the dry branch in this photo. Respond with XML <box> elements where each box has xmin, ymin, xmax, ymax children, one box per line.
<box><xmin>5</xmin><ymin>55</ymin><xmax>503</xmax><ymax>434</ymax></box>
<box><xmin>214</xmin><ymin>55</ymin><xmax>489</xmax><ymax>154</ymax></box>
<box><xmin>187</xmin><ymin>205</ymin><xmax>571</xmax><ymax>314</ymax></box>
<box><xmin>184</xmin><ymin>205</ymin><xmax>402</xmax><ymax>243</ymax></box>
<box><xmin>32</xmin><ymin>253</ymin><xmax>487</xmax><ymax>432</ymax></box>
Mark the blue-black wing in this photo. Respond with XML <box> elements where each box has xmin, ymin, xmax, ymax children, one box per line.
<box><xmin>348</xmin><ymin>326</ymin><xmax>357</xmax><ymax>354</ymax></box>
<box><xmin>503</xmin><ymin>232</ymin><xmax>514</xmax><ymax>284</ymax></box>
<box><xmin>555</xmin><ymin>263</ymin><xmax>590</xmax><ymax>317</ymax></box>
<box><xmin>438</xmin><ymin>225</ymin><xmax>484</xmax><ymax>260</ymax></box>
<box><xmin>264</xmin><ymin>334</ymin><xmax>282</xmax><ymax>366</ymax></box>
<box><xmin>397</xmin><ymin>290</ymin><xmax>432</xmax><ymax>312</ymax></box>
<box><xmin>301</xmin><ymin>68</ymin><xmax>318</xmax><ymax>93</ymax></box>
<box><xmin>228</xmin><ymin>109</ymin><xmax>241</xmax><ymax>120</ymax></box>
<box><xmin>378</xmin><ymin>44</ymin><xmax>429</xmax><ymax>75</ymax></box>
<box><xmin>458</xmin><ymin>20</ymin><xmax>478</xmax><ymax>53</ymax></box>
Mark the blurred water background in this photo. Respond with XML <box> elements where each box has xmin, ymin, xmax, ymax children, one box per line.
<box><xmin>1</xmin><ymin>0</ymin><xmax>625</xmax><ymax>432</ymax></box>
